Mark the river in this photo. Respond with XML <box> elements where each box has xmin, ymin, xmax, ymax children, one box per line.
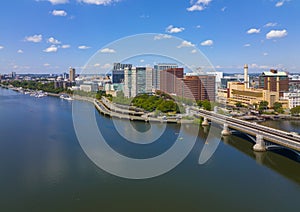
<box><xmin>1</xmin><ymin>87</ymin><xmax>300</xmax><ymax>212</ymax></box>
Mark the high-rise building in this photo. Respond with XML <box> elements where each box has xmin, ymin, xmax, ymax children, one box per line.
<box><xmin>153</xmin><ymin>63</ymin><xmax>178</xmax><ymax>90</ymax></box>
<box><xmin>112</xmin><ymin>63</ymin><xmax>132</xmax><ymax>83</ymax></box>
<box><xmin>259</xmin><ymin>69</ymin><xmax>289</xmax><ymax>97</ymax></box>
<box><xmin>69</xmin><ymin>67</ymin><xmax>76</xmax><ymax>82</ymax></box>
<box><xmin>160</xmin><ymin>68</ymin><xmax>184</xmax><ymax>94</ymax></box>
<box><xmin>124</xmin><ymin>67</ymin><xmax>152</xmax><ymax>97</ymax></box>
<box><xmin>176</xmin><ymin>75</ymin><xmax>216</xmax><ymax>101</ymax></box>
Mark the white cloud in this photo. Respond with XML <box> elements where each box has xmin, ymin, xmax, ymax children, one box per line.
<box><xmin>44</xmin><ymin>63</ymin><xmax>51</xmax><ymax>67</ymax></box>
<box><xmin>25</xmin><ymin>34</ymin><xmax>43</xmax><ymax>43</ymax></box>
<box><xmin>140</xmin><ymin>59</ymin><xmax>145</xmax><ymax>63</ymax></box>
<box><xmin>187</xmin><ymin>0</ymin><xmax>212</xmax><ymax>12</ymax></box>
<box><xmin>100</xmin><ymin>48</ymin><xmax>116</xmax><ymax>53</ymax></box>
<box><xmin>77</xmin><ymin>0</ymin><xmax>120</xmax><ymax>5</ymax></box>
<box><xmin>17</xmin><ymin>49</ymin><xmax>23</xmax><ymax>53</ymax></box>
<box><xmin>43</xmin><ymin>45</ymin><xmax>58</xmax><ymax>53</ymax></box>
<box><xmin>51</xmin><ymin>10</ymin><xmax>67</xmax><ymax>16</ymax></box>
<box><xmin>275</xmin><ymin>1</ymin><xmax>284</xmax><ymax>7</ymax></box>
<box><xmin>166</xmin><ymin>25</ymin><xmax>185</xmax><ymax>33</ymax></box>
<box><xmin>244</xmin><ymin>44</ymin><xmax>251</xmax><ymax>47</ymax></box>
<box><xmin>78</xmin><ymin>45</ymin><xmax>91</xmax><ymax>50</ymax></box>
<box><xmin>247</xmin><ymin>28</ymin><xmax>260</xmax><ymax>34</ymax></box>
<box><xmin>177</xmin><ymin>40</ymin><xmax>195</xmax><ymax>48</ymax></box>
<box><xmin>94</xmin><ymin>63</ymin><xmax>101</xmax><ymax>67</ymax></box>
<box><xmin>196</xmin><ymin>25</ymin><xmax>201</xmax><ymax>28</ymax></box>
<box><xmin>191</xmin><ymin>49</ymin><xmax>197</xmax><ymax>54</ymax></box>
<box><xmin>154</xmin><ymin>34</ymin><xmax>172</xmax><ymax>40</ymax></box>
<box><xmin>266</xmin><ymin>29</ymin><xmax>287</xmax><ymax>39</ymax></box>
<box><xmin>187</xmin><ymin>5</ymin><xmax>204</xmax><ymax>11</ymax></box>
<box><xmin>102</xmin><ymin>63</ymin><xmax>112</xmax><ymax>69</ymax></box>
<box><xmin>264</xmin><ymin>22</ymin><xmax>278</xmax><ymax>27</ymax></box>
<box><xmin>48</xmin><ymin>37</ymin><xmax>61</xmax><ymax>44</ymax></box>
<box><xmin>221</xmin><ymin>7</ymin><xmax>226</xmax><ymax>12</ymax></box>
<box><xmin>47</xmin><ymin>0</ymin><xmax>69</xmax><ymax>4</ymax></box>
<box><xmin>61</xmin><ymin>44</ymin><xmax>71</xmax><ymax>49</ymax></box>
<box><xmin>263</xmin><ymin>52</ymin><xmax>269</xmax><ymax>56</ymax></box>
<box><xmin>0</xmin><ymin>46</ymin><xmax>4</xmax><ymax>50</ymax></box>
<box><xmin>201</xmin><ymin>39</ymin><xmax>213</xmax><ymax>46</ymax></box>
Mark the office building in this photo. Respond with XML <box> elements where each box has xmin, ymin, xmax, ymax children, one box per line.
<box><xmin>160</xmin><ymin>68</ymin><xmax>184</xmax><ymax>94</ymax></box>
<box><xmin>124</xmin><ymin>67</ymin><xmax>153</xmax><ymax>97</ymax></box>
<box><xmin>112</xmin><ymin>63</ymin><xmax>132</xmax><ymax>83</ymax></box>
<box><xmin>69</xmin><ymin>67</ymin><xmax>76</xmax><ymax>82</ymax></box>
<box><xmin>153</xmin><ymin>63</ymin><xmax>178</xmax><ymax>90</ymax></box>
<box><xmin>259</xmin><ymin>69</ymin><xmax>289</xmax><ymax>97</ymax></box>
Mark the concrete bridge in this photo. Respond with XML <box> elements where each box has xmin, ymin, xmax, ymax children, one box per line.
<box><xmin>192</xmin><ymin>107</ymin><xmax>300</xmax><ymax>153</ymax></box>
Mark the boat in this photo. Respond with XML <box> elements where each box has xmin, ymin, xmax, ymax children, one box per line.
<box><xmin>60</xmin><ymin>94</ymin><xmax>73</xmax><ymax>101</ymax></box>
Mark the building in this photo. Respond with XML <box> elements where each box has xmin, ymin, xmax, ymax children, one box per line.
<box><xmin>153</xmin><ymin>63</ymin><xmax>178</xmax><ymax>90</ymax></box>
<box><xmin>160</xmin><ymin>68</ymin><xmax>184</xmax><ymax>94</ymax></box>
<box><xmin>207</xmin><ymin>71</ymin><xmax>224</xmax><ymax>91</ymax></box>
<box><xmin>69</xmin><ymin>67</ymin><xmax>76</xmax><ymax>82</ymax></box>
<box><xmin>176</xmin><ymin>75</ymin><xmax>216</xmax><ymax>101</ymax></box>
<box><xmin>282</xmin><ymin>92</ymin><xmax>300</xmax><ymax>109</ymax></box>
<box><xmin>112</xmin><ymin>63</ymin><xmax>132</xmax><ymax>83</ymax></box>
<box><xmin>259</xmin><ymin>69</ymin><xmax>289</xmax><ymax>97</ymax></box>
<box><xmin>124</xmin><ymin>67</ymin><xmax>153</xmax><ymax>97</ymax></box>
<box><xmin>80</xmin><ymin>82</ymin><xmax>98</xmax><ymax>92</ymax></box>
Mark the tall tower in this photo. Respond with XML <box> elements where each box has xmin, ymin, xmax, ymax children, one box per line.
<box><xmin>69</xmin><ymin>67</ymin><xmax>75</xmax><ymax>82</ymax></box>
<box><xmin>244</xmin><ymin>64</ymin><xmax>249</xmax><ymax>89</ymax></box>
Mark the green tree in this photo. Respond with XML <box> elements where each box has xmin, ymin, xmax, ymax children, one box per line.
<box><xmin>259</xmin><ymin>101</ymin><xmax>268</xmax><ymax>113</ymax></box>
<box><xmin>235</xmin><ymin>102</ymin><xmax>243</xmax><ymax>108</ymax></box>
<box><xmin>291</xmin><ymin>106</ymin><xmax>300</xmax><ymax>116</ymax></box>
<box><xmin>273</xmin><ymin>102</ymin><xmax>284</xmax><ymax>114</ymax></box>
<box><xmin>202</xmin><ymin>100</ymin><xmax>212</xmax><ymax>111</ymax></box>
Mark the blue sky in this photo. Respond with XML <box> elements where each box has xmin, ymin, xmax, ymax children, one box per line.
<box><xmin>0</xmin><ymin>0</ymin><xmax>299</xmax><ymax>74</ymax></box>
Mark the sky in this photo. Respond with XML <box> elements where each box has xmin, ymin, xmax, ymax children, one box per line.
<box><xmin>0</xmin><ymin>0</ymin><xmax>299</xmax><ymax>74</ymax></box>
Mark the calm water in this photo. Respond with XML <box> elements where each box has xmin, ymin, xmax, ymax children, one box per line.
<box><xmin>1</xmin><ymin>87</ymin><xmax>300</xmax><ymax>212</ymax></box>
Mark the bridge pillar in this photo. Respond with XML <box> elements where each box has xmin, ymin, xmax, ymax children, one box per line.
<box><xmin>221</xmin><ymin>123</ymin><xmax>231</xmax><ymax>136</ymax></box>
<box><xmin>202</xmin><ymin>117</ymin><xmax>209</xmax><ymax>126</ymax></box>
<box><xmin>253</xmin><ymin>134</ymin><xmax>266</xmax><ymax>152</ymax></box>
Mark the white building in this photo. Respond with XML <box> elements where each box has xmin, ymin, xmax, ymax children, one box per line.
<box><xmin>80</xmin><ymin>82</ymin><xmax>98</xmax><ymax>92</ymax></box>
<box><xmin>282</xmin><ymin>91</ymin><xmax>300</xmax><ymax>109</ymax></box>
<box><xmin>124</xmin><ymin>67</ymin><xmax>153</xmax><ymax>97</ymax></box>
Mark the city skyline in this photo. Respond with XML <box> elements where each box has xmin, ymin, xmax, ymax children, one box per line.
<box><xmin>0</xmin><ymin>0</ymin><xmax>299</xmax><ymax>74</ymax></box>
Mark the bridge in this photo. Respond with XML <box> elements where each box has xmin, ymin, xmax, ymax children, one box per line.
<box><xmin>191</xmin><ymin>107</ymin><xmax>300</xmax><ymax>153</ymax></box>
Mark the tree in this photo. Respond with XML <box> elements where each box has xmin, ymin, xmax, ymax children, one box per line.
<box><xmin>202</xmin><ymin>100</ymin><xmax>212</xmax><ymax>111</ymax></box>
<box><xmin>235</xmin><ymin>102</ymin><xmax>243</xmax><ymax>108</ymax></box>
<box><xmin>259</xmin><ymin>101</ymin><xmax>268</xmax><ymax>113</ymax></box>
<box><xmin>273</xmin><ymin>102</ymin><xmax>284</xmax><ymax>114</ymax></box>
<box><xmin>291</xmin><ymin>106</ymin><xmax>300</xmax><ymax>116</ymax></box>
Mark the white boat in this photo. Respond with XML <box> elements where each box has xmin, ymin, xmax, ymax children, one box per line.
<box><xmin>60</xmin><ymin>94</ymin><xmax>73</xmax><ymax>101</ymax></box>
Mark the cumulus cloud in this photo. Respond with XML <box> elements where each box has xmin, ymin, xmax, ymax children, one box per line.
<box><xmin>78</xmin><ymin>45</ymin><xmax>91</xmax><ymax>50</ymax></box>
<box><xmin>77</xmin><ymin>0</ymin><xmax>120</xmax><ymax>5</ymax></box>
<box><xmin>43</xmin><ymin>45</ymin><xmax>58</xmax><ymax>53</ymax></box>
<box><xmin>51</xmin><ymin>10</ymin><xmax>67</xmax><ymax>16</ymax></box>
<box><xmin>17</xmin><ymin>49</ymin><xmax>24</xmax><ymax>53</ymax></box>
<box><xmin>100</xmin><ymin>48</ymin><xmax>116</xmax><ymax>53</ymax></box>
<box><xmin>44</xmin><ymin>63</ymin><xmax>51</xmax><ymax>67</ymax></box>
<box><xmin>61</xmin><ymin>44</ymin><xmax>71</xmax><ymax>49</ymax></box>
<box><xmin>47</xmin><ymin>0</ymin><xmax>69</xmax><ymax>4</ymax></box>
<box><xmin>166</xmin><ymin>25</ymin><xmax>185</xmax><ymax>33</ymax></box>
<box><xmin>177</xmin><ymin>40</ymin><xmax>195</xmax><ymax>48</ymax></box>
<box><xmin>94</xmin><ymin>63</ymin><xmax>101</xmax><ymax>67</ymax></box>
<box><xmin>154</xmin><ymin>34</ymin><xmax>172</xmax><ymax>40</ymax></box>
<box><xmin>244</xmin><ymin>44</ymin><xmax>251</xmax><ymax>47</ymax></box>
<box><xmin>266</xmin><ymin>29</ymin><xmax>287</xmax><ymax>39</ymax></box>
<box><xmin>0</xmin><ymin>46</ymin><xmax>4</xmax><ymax>50</ymax></box>
<box><xmin>48</xmin><ymin>37</ymin><xmax>61</xmax><ymax>44</ymax></box>
<box><xmin>263</xmin><ymin>52</ymin><xmax>269</xmax><ymax>56</ymax></box>
<box><xmin>191</xmin><ymin>49</ymin><xmax>197</xmax><ymax>54</ymax></box>
<box><xmin>275</xmin><ymin>1</ymin><xmax>285</xmax><ymax>7</ymax></box>
<box><xmin>201</xmin><ymin>39</ymin><xmax>213</xmax><ymax>46</ymax></box>
<box><xmin>264</xmin><ymin>22</ymin><xmax>278</xmax><ymax>27</ymax></box>
<box><xmin>247</xmin><ymin>28</ymin><xmax>260</xmax><ymax>34</ymax></box>
<box><xmin>187</xmin><ymin>0</ymin><xmax>212</xmax><ymax>12</ymax></box>
<box><xmin>25</xmin><ymin>34</ymin><xmax>43</xmax><ymax>43</ymax></box>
